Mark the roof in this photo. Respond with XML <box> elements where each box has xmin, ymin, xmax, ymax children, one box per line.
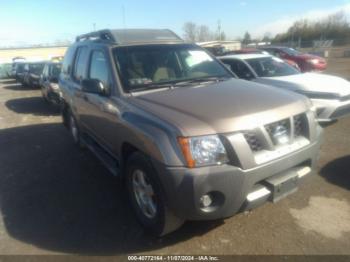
<box><xmin>218</xmin><ymin>53</ymin><xmax>272</xmax><ymax>60</ymax></box>
<box><xmin>198</xmin><ymin>40</ymin><xmax>241</xmax><ymax>47</ymax></box>
<box><xmin>76</xmin><ymin>29</ymin><xmax>184</xmax><ymax>45</ymax></box>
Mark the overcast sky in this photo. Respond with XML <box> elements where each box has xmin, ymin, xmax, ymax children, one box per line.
<box><xmin>1</xmin><ymin>0</ymin><xmax>350</xmax><ymax>47</ymax></box>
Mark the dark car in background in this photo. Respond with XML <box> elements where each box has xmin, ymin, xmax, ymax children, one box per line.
<box><xmin>260</xmin><ymin>46</ymin><xmax>327</xmax><ymax>72</ymax></box>
<box><xmin>40</xmin><ymin>62</ymin><xmax>62</xmax><ymax>105</ymax></box>
<box><xmin>13</xmin><ymin>62</ymin><xmax>26</xmax><ymax>83</ymax></box>
<box><xmin>22</xmin><ymin>62</ymin><xmax>45</xmax><ymax>87</ymax></box>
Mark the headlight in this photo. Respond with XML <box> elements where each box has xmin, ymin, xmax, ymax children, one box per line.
<box><xmin>307</xmin><ymin>59</ymin><xmax>319</xmax><ymax>65</ymax></box>
<box><xmin>178</xmin><ymin>135</ymin><xmax>228</xmax><ymax>168</ymax></box>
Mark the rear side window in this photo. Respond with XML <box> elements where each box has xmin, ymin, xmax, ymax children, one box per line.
<box><xmin>89</xmin><ymin>50</ymin><xmax>109</xmax><ymax>85</ymax></box>
<box><xmin>73</xmin><ymin>46</ymin><xmax>89</xmax><ymax>82</ymax></box>
<box><xmin>222</xmin><ymin>59</ymin><xmax>254</xmax><ymax>80</ymax></box>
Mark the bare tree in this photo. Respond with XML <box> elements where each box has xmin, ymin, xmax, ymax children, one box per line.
<box><xmin>183</xmin><ymin>22</ymin><xmax>198</xmax><ymax>42</ymax></box>
<box><xmin>183</xmin><ymin>22</ymin><xmax>227</xmax><ymax>42</ymax></box>
<box><xmin>197</xmin><ymin>25</ymin><xmax>212</xmax><ymax>42</ymax></box>
<box><xmin>242</xmin><ymin>31</ymin><xmax>251</xmax><ymax>45</ymax></box>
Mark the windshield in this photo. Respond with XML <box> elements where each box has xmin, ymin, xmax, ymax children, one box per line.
<box><xmin>246</xmin><ymin>56</ymin><xmax>300</xmax><ymax>77</ymax></box>
<box><xmin>113</xmin><ymin>44</ymin><xmax>231</xmax><ymax>92</ymax></box>
<box><xmin>281</xmin><ymin>47</ymin><xmax>302</xmax><ymax>56</ymax></box>
<box><xmin>16</xmin><ymin>64</ymin><xmax>25</xmax><ymax>73</ymax></box>
<box><xmin>51</xmin><ymin>64</ymin><xmax>62</xmax><ymax>77</ymax></box>
<box><xmin>29</xmin><ymin>64</ymin><xmax>44</xmax><ymax>74</ymax></box>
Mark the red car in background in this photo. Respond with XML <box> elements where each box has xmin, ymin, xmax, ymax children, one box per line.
<box><xmin>259</xmin><ymin>46</ymin><xmax>327</xmax><ymax>72</ymax></box>
<box><xmin>225</xmin><ymin>48</ymin><xmax>301</xmax><ymax>70</ymax></box>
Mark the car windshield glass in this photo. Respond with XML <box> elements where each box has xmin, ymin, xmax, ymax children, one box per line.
<box><xmin>113</xmin><ymin>44</ymin><xmax>231</xmax><ymax>92</ymax></box>
<box><xmin>246</xmin><ymin>56</ymin><xmax>300</xmax><ymax>77</ymax></box>
<box><xmin>51</xmin><ymin>64</ymin><xmax>62</xmax><ymax>77</ymax></box>
<box><xmin>281</xmin><ymin>47</ymin><xmax>302</xmax><ymax>56</ymax></box>
<box><xmin>16</xmin><ymin>64</ymin><xmax>25</xmax><ymax>72</ymax></box>
<box><xmin>29</xmin><ymin>64</ymin><xmax>44</xmax><ymax>74</ymax></box>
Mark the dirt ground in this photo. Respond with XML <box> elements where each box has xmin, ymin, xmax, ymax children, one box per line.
<box><xmin>0</xmin><ymin>77</ymin><xmax>349</xmax><ymax>255</ymax></box>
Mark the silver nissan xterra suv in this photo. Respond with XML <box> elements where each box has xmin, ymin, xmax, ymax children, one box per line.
<box><xmin>59</xmin><ymin>29</ymin><xmax>323</xmax><ymax>236</ymax></box>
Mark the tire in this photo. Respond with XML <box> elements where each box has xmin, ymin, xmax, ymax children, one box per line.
<box><xmin>125</xmin><ymin>152</ymin><xmax>184</xmax><ymax>236</ymax></box>
<box><xmin>68</xmin><ymin>111</ymin><xmax>84</xmax><ymax>148</ymax></box>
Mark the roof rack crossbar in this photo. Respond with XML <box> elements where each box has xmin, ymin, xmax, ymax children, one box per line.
<box><xmin>75</xmin><ymin>30</ymin><xmax>116</xmax><ymax>43</ymax></box>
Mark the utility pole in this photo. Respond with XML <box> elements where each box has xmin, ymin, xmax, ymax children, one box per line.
<box><xmin>93</xmin><ymin>23</ymin><xmax>96</xmax><ymax>31</ymax></box>
<box><xmin>217</xmin><ymin>20</ymin><xmax>222</xmax><ymax>41</ymax></box>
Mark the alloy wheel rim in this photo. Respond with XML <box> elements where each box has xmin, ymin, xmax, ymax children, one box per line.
<box><xmin>132</xmin><ymin>169</ymin><xmax>157</xmax><ymax>219</ymax></box>
<box><xmin>70</xmin><ymin>116</ymin><xmax>78</xmax><ymax>143</ymax></box>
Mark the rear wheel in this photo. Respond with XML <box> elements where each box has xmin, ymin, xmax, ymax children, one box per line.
<box><xmin>125</xmin><ymin>152</ymin><xmax>184</xmax><ymax>236</ymax></box>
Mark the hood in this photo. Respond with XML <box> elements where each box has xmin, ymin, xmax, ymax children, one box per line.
<box><xmin>128</xmin><ymin>79</ymin><xmax>309</xmax><ymax>136</ymax></box>
<box><xmin>297</xmin><ymin>54</ymin><xmax>325</xmax><ymax>62</ymax></box>
<box><xmin>256</xmin><ymin>73</ymin><xmax>350</xmax><ymax>97</ymax></box>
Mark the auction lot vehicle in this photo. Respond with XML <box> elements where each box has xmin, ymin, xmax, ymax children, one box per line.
<box><xmin>22</xmin><ymin>62</ymin><xmax>45</xmax><ymax>87</ymax></box>
<box><xmin>40</xmin><ymin>62</ymin><xmax>62</xmax><ymax>105</ymax></box>
<box><xmin>11</xmin><ymin>57</ymin><xmax>26</xmax><ymax>78</ymax></box>
<box><xmin>13</xmin><ymin>62</ymin><xmax>26</xmax><ymax>82</ymax></box>
<box><xmin>260</xmin><ymin>46</ymin><xmax>327</xmax><ymax>72</ymax></box>
<box><xmin>60</xmin><ymin>29</ymin><xmax>322</xmax><ymax>236</ymax></box>
<box><xmin>226</xmin><ymin>48</ymin><xmax>300</xmax><ymax>70</ymax></box>
<box><xmin>219</xmin><ymin>53</ymin><xmax>350</xmax><ymax>123</ymax></box>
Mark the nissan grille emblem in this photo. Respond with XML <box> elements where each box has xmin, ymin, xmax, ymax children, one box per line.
<box><xmin>272</xmin><ymin>125</ymin><xmax>289</xmax><ymax>145</ymax></box>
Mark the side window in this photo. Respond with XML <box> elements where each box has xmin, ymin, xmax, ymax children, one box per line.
<box><xmin>42</xmin><ymin>65</ymin><xmax>47</xmax><ymax>77</ymax></box>
<box><xmin>73</xmin><ymin>46</ymin><xmax>89</xmax><ymax>82</ymax></box>
<box><xmin>222</xmin><ymin>60</ymin><xmax>254</xmax><ymax>80</ymax></box>
<box><xmin>62</xmin><ymin>47</ymin><xmax>76</xmax><ymax>76</ymax></box>
<box><xmin>89</xmin><ymin>50</ymin><xmax>109</xmax><ymax>86</ymax></box>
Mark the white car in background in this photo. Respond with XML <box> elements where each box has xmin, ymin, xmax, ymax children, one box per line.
<box><xmin>219</xmin><ymin>53</ymin><xmax>350</xmax><ymax>124</ymax></box>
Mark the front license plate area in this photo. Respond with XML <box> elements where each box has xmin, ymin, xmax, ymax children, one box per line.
<box><xmin>263</xmin><ymin>171</ymin><xmax>298</xmax><ymax>203</ymax></box>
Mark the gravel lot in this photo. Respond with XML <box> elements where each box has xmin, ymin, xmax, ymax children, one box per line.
<box><xmin>0</xmin><ymin>78</ymin><xmax>349</xmax><ymax>255</ymax></box>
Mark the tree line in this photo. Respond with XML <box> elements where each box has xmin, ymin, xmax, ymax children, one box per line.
<box><xmin>241</xmin><ymin>11</ymin><xmax>350</xmax><ymax>46</ymax></box>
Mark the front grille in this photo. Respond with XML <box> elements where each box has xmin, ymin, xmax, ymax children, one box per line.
<box><xmin>265</xmin><ymin>118</ymin><xmax>291</xmax><ymax>146</ymax></box>
<box><xmin>293</xmin><ymin>114</ymin><xmax>304</xmax><ymax>137</ymax></box>
<box><xmin>243</xmin><ymin>113</ymin><xmax>309</xmax><ymax>152</ymax></box>
<box><xmin>243</xmin><ymin>131</ymin><xmax>263</xmax><ymax>152</ymax></box>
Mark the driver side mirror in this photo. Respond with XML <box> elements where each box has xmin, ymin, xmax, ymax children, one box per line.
<box><xmin>81</xmin><ymin>79</ymin><xmax>108</xmax><ymax>95</ymax></box>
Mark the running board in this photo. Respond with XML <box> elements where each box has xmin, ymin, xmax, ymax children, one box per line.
<box><xmin>81</xmin><ymin>135</ymin><xmax>120</xmax><ymax>177</ymax></box>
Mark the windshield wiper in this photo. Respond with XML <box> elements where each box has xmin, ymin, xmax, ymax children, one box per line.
<box><xmin>172</xmin><ymin>76</ymin><xmax>230</xmax><ymax>87</ymax></box>
<box><xmin>129</xmin><ymin>83</ymin><xmax>173</xmax><ymax>93</ymax></box>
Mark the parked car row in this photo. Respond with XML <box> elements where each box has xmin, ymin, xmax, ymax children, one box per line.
<box><xmin>5</xmin><ymin>29</ymin><xmax>349</xmax><ymax>237</ymax></box>
<box><xmin>12</xmin><ymin>59</ymin><xmax>62</xmax><ymax>106</ymax></box>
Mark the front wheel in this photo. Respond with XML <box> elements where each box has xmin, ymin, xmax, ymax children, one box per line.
<box><xmin>68</xmin><ymin>112</ymin><xmax>84</xmax><ymax>148</ymax></box>
<box><xmin>126</xmin><ymin>152</ymin><xmax>184</xmax><ymax>236</ymax></box>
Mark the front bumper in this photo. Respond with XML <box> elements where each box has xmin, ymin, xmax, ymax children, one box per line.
<box><xmin>153</xmin><ymin>134</ymin><xmax>322</xmax><ymax>221</ymax></box>
<box><xmin>312</xmin><ymin>98</ymin><xmax>350</xmax><ymax>122</ymax></box>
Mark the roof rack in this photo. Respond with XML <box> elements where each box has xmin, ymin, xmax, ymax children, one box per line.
<box><xmin>76</xmin><ymin>30</ymin><xmax>116</xmax><ymax>42</ymax></box>
<box><xmin>75</xmin><ymin>29</ymin><xmax>184</xmax><ymax>45</ymax></box>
